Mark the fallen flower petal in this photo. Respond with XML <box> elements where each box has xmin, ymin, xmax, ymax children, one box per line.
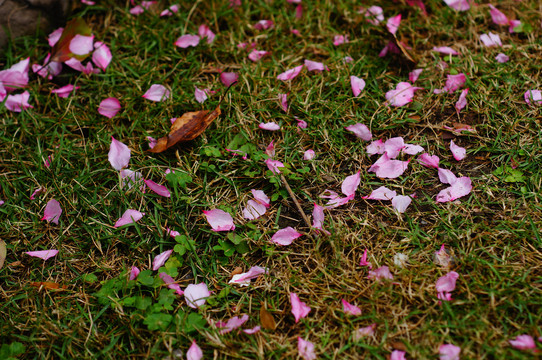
<box><xmin>153</xmin><ymin>250</ymin><xmax>173</xmax><ymax>270</ymax></box>
<box><xmin>129</xmin><ymin>266</ymin><xmax>140</xmax><ymax>280</ymax></box>
<box><xmin>345</xmin><ymin>123</ymin><xmax>371</xmax><ymax>141</ymax></box>
<box><xmin>259</xmin><ymin>122</ymin><xmax>281</xmax><ymax>131</ymax></box>
<box><xmin>391</xmin><ymin>195</ymin><xmax>411</xmax><ymax>213</ymax></box>
<box><xmin>384</xmin><ymin>137</ymin><xmax>405</xmax><ymax>158</ymax></box>
<box><xmin>364</xmin><ymin>6</ymin><xmax>384</xmax><ymax>25</ymax></box>
<box><xmin>25</xmin><ymin>249</ymin><xmax>59</xmax><ymax>261</ymax></box>
<box><xmin>386</xmin><ymin>14</ymin><xmax>401</xmax><ymax>35</ymax></box>
<box><xmin>311</xmin><ymin>203</ymin><xmax>330</xmax><ymax>234</ymax></box>
<box><xmin>391</xmin><ymin>350</ymin><xmax>407</xmax><ymax>360</ymax></box>
<box><xmin>350</xmin><ymin>76</ymin><xmax>366</xmax><ymax>97</ymax></box>
<box><xmin>242</xmin><ymin>199</ymin><xmax>267</xmax><ymax>220</ymax></box>
<box><xmin>409</xmin><ymin>68</ymin><xmax>423</xmax><ymax>83</ymax></box>
<box><xmin>65</xmin><ymin>58</ymin><xmax>100</xmax><ymax>75</ymax></box>
<box><xmin>418</xmin><ymin>153</ymin><xmax>440</xmax><ymax>168</ymax></box>
<box><xmin>438</xmin><ymin>168</ymin><xmax>458</xmax><ymax>185</ymax></box>
<box><xmin>402</xmin><ymin>144</ymin><xmax>424</xmax><ymax>155</ymax></box>
<box><xmin>434</xmin><ymin>73</ymin><xmax>466</xmax><ymax>94</ymax></box>
<box><xmin>509</xmin><ymin>334</ymin><xmax>536</xmax><ymax>350</ymax></box>
<box><xmin>160</xmin><ymin>4</ymin><xmax>179</xmax><ymax>16</ymax></box>
<box><xmin>144</xmin><ymin>179</ymin><xmax>171</xmax><ymax>197</ymax></box>
<box><xmin>217</xmin><ymin>314</ymin><xmax>249</xmax><ymax>334</ymax></box>
<box><xmin>108</xmin><ymin>136</ymin><xmax>130</xmax><ymax>170</ymax></box>
<box><xmin>186</xmin><ymin>341</ymin><xmax>203</xmax><ymax>360</ymax></box>
<box><xmin>203</xmin><ymin>209</ymin><xmax>235</xmax><ymax>231</ymax></box>
<box><xmin>359</xmin><ymin>249</ymin><xmax>372</xmax><ymax>268</ymax></box>
<box><xmin>444</xmin><ymin>0</ymin><xmax>470</xmax><ymax>11</ymax></box>
<box><xmin>439</xmin><ymin>344</ymin><xmax>461</xmax><ymax>360</ymax></box>
<box><xmin>303</xmin><ymin>149</ymin><xmax>315</xmax><ymax>160</ymax></box>
<box><xmin>432</xmin><ymin>46</ymin><xmax>459</xmax><ymax>55</ymax></box>
<box><xmin>368</xmin><ymin>153</ymin><xmax>409</xmax><ymax>179</ymax></box>
<box><xmin>341</xmin><ymin>171</ymin><xmax>361</xmax><ymax>198</ymax></box>
<box><xmin>220</xmin><ymin>72</ymin><xmax>238</xmax><ymax>87</ymax></box>
<box><xmin>129</xmin><ymin>5</ymin><xmax>144</xmax><ymax>15</ymax></box>
<box><xmin>277</xmin><ymin>65</ymin><xmax>303</xmax><ymax>81</ymax></box>
<box><xmin>98</xmin><ymin>97</ymin><xmax>121</xmax><ymax>118</ymax></box>
<box><xmin>278</xmin><ymin>93</ymin><xmax>288</xmax><ymax>112</ymax></box>
<box><xmin>142</xmin><ymin>84</ymin><xmax>170</xmax><ymax>102</ymax></box>
<box><xmin>333</xmin><ymin>35</ymin><xmax>348</xmax><ymax>46</ymax></box>
<box><xmin>386</xmin><ymin>82</ymin><xmax>421</xmax><ymax>107</ymax></box>
<box><xmin>434</xmin><ymin>244</ymin><xmax>453</xmax><ymax>268</ymax></box>
<box><xmin>30</xmin><ymin>187</ymin><xmax>44</xmax><ymax>200</ymax></box>
<box><xmin>265</xmin><ymin>140</ymin><xmax>275</xmax><ymax>157</ymax></box>
<box><xmin>194</xmin><ymin>87</ymin><xmax>208</xmax><ymax>103</ymax></box>
<box><xmin>489</xmin><ymin>4</ymin><xmax>508</xmax><ymax>26</ymax></box>
<box><xmin>298</xmin><ymin>337</ymin><xmax>316</xmax><ymax>360</ymax></box>
<box><xmin>92</xmin><ymin>41</ymin><xmax>112</xmax><ymax>71</ymax></box>
<box><xmin>114</xmin><ymin>209</ymin><xmax>144</xmax><ymax>227</ymax></box>
<box><xmin>120</xmin><ymin>169</ymin><xmax>143</xmax><ymax>189</ymax></box>
<box><xmin>243</xmin><ymin>326</ymin><xmax>261</xmax><ymax>334</ymax></box>
<box><xmin>175</xmin><ymin>34</ymin><xmax>200</xmax><ymax>48</ymax></box>
<box><xmin>271</xmin><ymin>227</ymin><xmax>302</xmax><ymax>246</ymax></box>
<box><xmin>342</xmin><ymin>299</ymin><xmax>362</xmax><ymax>316</ymax></box>
<box><xmin>450</xmin><ymin>140</ymin><xmax>466</xmax><ymax>161</ymax></box>
<box><xmin>495</xmin><ymin>53</ymin><xmax>509</xmax><ymax>63</ymax></box>
<box><xmin>290</xmin><ymin>293</ymin><xmax>311</xmax><ymax>322</ymax></box>
<box><xmin>248</xmin><ymin>49</ymin><xmax>269</xmax><ymax>62</ymax></box>
<box><xmin>304</xmin><ymin>59</ymin><xmax>326</xmax><ymax>72</ymax></box>
<box><xmin>393</xmin><ymin>253</ymin><xmax>408</xmax><ymax>268</ymax></box>
<box><xmin>185</xmin><ymin>283</ymin><xmax>210</xmax><ymax>309</ymax></box>
<box><xmin>455</xmin><ymin>88</ymin><xmax>469</xmax><ymax>113</ymax></box>
<box><xmin>198</xmin><ymin>24</ymin><xmax>215</xmax><ymax>44</ymax></box>
<box><xmin>252</xmin><ymin>190</ymin><xmax>270</xmax><ymax>207</ymax></box>
<box><xmin>366</xmin><ymin>139</ymin><xmax>385</xmax><ymax>155</ymax></box>
<box><xmin>69</xmin><ymin>34</ymin><xmax>94</xmax><ymax>56</ymax></box>
<box><xmin>51</xmin><ymin>84</ymin><xmax>78</xmax><ymax>98</ymax></box>
<box><xmin>353</xmin><ymin>323</ymin><xmax>376</xmax><ymax>340</ymax></box>
<box><xmin>5</xmin><ymin>91</ymin><xmax>33</xmax><ymax>112</ymax></box>
<box><xmin>254</xmin><ymin>20</ymin><xmax>274</xmax><ymax>30</ymax></box>
<box><xmin>436</xmin><ymin>271</ymin><xmax>459</xmax><ymax>293</ymax></box>
<box><xmin>363</xmin><ymin>186</ymin><xmax>396</xmax><ymax>201</ymax></box>
<box><xmin>48</xmin><ymin>27</ymin><xmax>63</xmax><ymax>47</ymax></box>
<box><xmin>436</xmin><ymin>176</ymin><xmax>472</xmax><ymax>202</ymax></box>
<box><xmin>41</xmin><ymin>199</ymin><xmax>62</xmax><ymax>224</ymax></box>
<box><xmin>159</xmin><ymin>272</ymin><xmax>184</xmax><ymax>296</ymax></box>
<box><xmin>524</xmin><ymin>90</ymin><xmax>542</xmax><ymax>105</ymax></box>
<box><xmin>229</xmin><ymin>266</ymin><xmax>268</xmax><ymax>286</ymax></box>
<box><xmin>265</xmin><ymin>159</ymin><xmax>285</xmax><ymax>174</ymax></box>
<box><xmin>368</xmin><ymin>266</ymin><xmax>393</xmax><ymax>281</ymax></box>
<box><xmin>480</xmin><ymin>32</ymin><xmax>502</xmax><ymax>47</ymax></box>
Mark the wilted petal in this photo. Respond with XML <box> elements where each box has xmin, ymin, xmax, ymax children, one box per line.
<box><xmin>265</xmin><ymin>140</ymin><xmax>275</xmax><ymax>157</ymax></box>
<box><xmin>455</xmin><ymin>88</ymin><xmax>469</xmax><ymax>112</ymax></box>
<box><xmin>217</xmin><ymin>314</ymin><xmax>249</xmax><ymax>334</ymax></box>
<box><xmin>450</xmin><ymin>140</ymin><xmax>466</xmax><ymax>160</ymax></box>
<box><xmin>495</xmin><ymin>53</ymin><xmax>509</xmax><ymax>63</ymax></box>
<box><xmin>259</xmin><ymin>122</ymin><xmax>281</xmax><ymax>131</ymax></box>
<box><xmin>368</xmin><ymin>266</ymin><xmax>393</xmax><ymax>281</ymax></box>
<box><xmin>444</xmin><ymin>0</ymin><xmax>470</xmax><ymax>11</ymax></box>
<box><xmin>242</xmin><ymin>199</ymin><xmax>267</xmax><ymax>220</ymax></box>
<box><xmin>271</xmin><ymin>227</ymin><xmax>302</xmax><ymax>246</ymax></box>
<box><xmin>303</xmin><ymin>149</ymin><xmax>315</xmax><ymax>160</ymax></box>
<box><xmin>52</xmin><ymin>84</ymin><xmax>78</xmax><ymax>98</ymax></box>
<box><xmin>159</xmin><ymin>272</ymin><xmax>184</xmax><ymax>295</ymax></box>
<box><xmin>229</xmin><ymin>266</ymin><xmax>268</xmax><ymax>286</ymax></box>
<box><xmin>393</xmin><ymin>253</ymin><xmax>408</xmax><ymax>268</ymax></box>
<box><xmin>436</xmin><ymin>271</ymin><xmax>459</xmax><ymax>293</ymax></box>
<box><xmin>434</xmin><ymin>244</ymin><xmax>453</xmax><ymax>268</ymax></box>
<box><xmin>386</xmin><ymin>14</ymin><xmax>401</xmax><ymax>35</ymax></box>
<box><xmin>254</xmin><ymin>20</ymin><xmax>274</xmax><ymax>30</ymax></box>
<box><xmin>386</xmin><ymin>82</ymin><xmax>421</xmax><ymax>107</ymax></box>
<box><xmin>297</xmin><ymin>337</ymin><xmax>316</xmax><ymax>360</ymax></box>
<box><xmin>144</xmin><ymin>179</ymin><xmax>171</xmax><ymax>197</ymax></box>
<box><xmin>129</xmin><ymin>266</ymin><xmax>140</xmax><ymax>280</ymax></box>
<box><xmin>438</xmin><ymin>168</ymin><xmax>458</xmax><ymax>185</ymax></box>
<box><xmin>186</xmin><ymin>341</ymin><xmax>203</xmax><ymax>360</ymax></box>
<box><xmin>265</xmin><ymin>159</ymin><xmax>285</xmax><ymax>174</ymax></box>
<box><xmin>439</xmin><ymin>344</ymin><xmax>461</xmax><ymax>360</ymax></box>
<box><xmin>353</xmin><ymin>324</ymin><xmax>376</xmax><ymax>340</ymax></box>
<box><xmin>345</xmin><ymin>123</ymin><xmax>371</xmax><ymax>141</ymax></box>
<box><xmin>342</xmin><ymin>299</ymin><xmax>362</xmax><ymax>316</ymax></box>
<box><xmin>341</xmin><ymin>171</ymin><xmax>361</xmax><ymax>197</ymax></box>
<box><xmin>220</xmin><ymin>72</ymin><xmax>238</xmax><ymax>87</ymax></box>
<box><xmin>174</xmin><ymin>34</ymin><xmax>200</xmax><ymax>48</ymax></box>
<box><xmin>362</xmin><ymin>186</ymin><xmax>396</xmax><ymax>201</ymax></box>
<box><xmin>41</xmin><ymin>199</ymin><xmax>62</xmax><ymax>224</ymax></box>
<box><xmin>5</xmin><ymin>91</ymin><xmax>33</xmax><ymax>112</ymax></box>
<box><xmin>203</xmin><ymin>209</ymin><xmax>235</xmax><ymax>231</ymax></box>
<box><xmin>509</xmin><ymin>335</ymin><xmax>536</xmax><ymax>350</ymax></box>
<box><xmin>142</xmin><ymin>84</ymin><xmax>170</xmax><ymax>102</ymax></box>
<box><xmin>114</xmin><ymin>209</ymin><xmax>144</xmax><ymax>227</ymax></box>
<box><xmin>98</xmin><ymin>97</ymin><xmax>121</xmax><ymax>118</ymax></box>
<box><xmin>277</xmin><ymin>65</ymin><xmax>303</xmax><ymax>81</ymax></box>
<box><xmin>304</xmin><ymin>60</ymin><xmax>326</xmax><ymax>72</ymax></box>
<box><xmin>30</xmin><ymin>187</ymin><xmax>44</xmax><ymax>200</ymax></box>
<box><xmin>350</xmin><ymin>76</ymin><xmax>366</xmax><ymax>97</ymax></box>
<box><xmin>432</xmin><ymin>46</ymin><xmax>459</xmax><ymax>55</ymax></box>
<box><xmin>409</xmin><ymin>69</ymin><xmax>423</xmax><ymax>83</ymax></box>
<box><xmin>185</xmin><ymin>283</ymin><xmax>210</xmax><ymax>309</ymax></box>
<box><xmin>69</xmin><ymin>34</ymin><xmax>94</xmax><ymax>56</ymax></box>
<box><xmin>418</xmin><ymin>153</ymin><xmax>440</xmax><ymax>168</ymax></box>
<box><xmin>25</xmin><ymin>249</ymin><xmax>59</xmax><ymax>260</ymax></box>
<box><xmin>290</xmin><ymin>293</ymin><xmax>311</xmax><ymax>322</ymax></box>
<box><xmin>391</xmin><ymin>195</ymin><xmax>412</xmax><ymax>213</ymax></box>
<box><xmin>108</xmin><ymin>136</ymin><xmax>130</xmax><ymax>170</ymax></box>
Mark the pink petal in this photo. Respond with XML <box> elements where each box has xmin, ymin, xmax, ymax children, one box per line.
<box><xmin>391</xmin><ymin>195</ymin><xmax>412</xmax><ymax>213</ymax></box>
<box><xmin>0</xmin><ymin>58</ymin><xmax>30</xmax><ymax>90</ymax></box>
<box><xmin>295</xmin><ymin>4</ymin><xmax>303</xmax><ymax>19</ymax></box>
<box><xmin>120</xmin><ymin>169</ymin><xmax>143</xmax><ymax>189</ymax></box>
<box><xmin>114</xmin><ymin>209</ymin><xmax>145</xmax><ymax>227</ymax></box>
<box><xmin>353</xmin><ymin>324</ymin><xmax>377</xmax><ymax>340</ymax></box>
<box><xmin>147</xmin><ymin>136</ymin><xmax>157</xmax><ymax>149</ymax></box>
<box><xmin>345</xmin><ymin>123</ymin><xmax>371</xmax><ymax>141</ymax></box>
<box><xmin>524</xmin><ymin>90</ymin><xmax>542</xmax><ymax>105</ymax></box>
<box><xmin>271</xmin><ymin>227</ymin><xmax>302</xmax><ymax>246</ymax></box>
<box><xmin>436</xmin><ymin>176</ymin><xmax>472</xmax><ymax>202</ymax></box>
<box><xmin>174</xmin><ymin>34</ymin><xmax>200</xmax><ymax>48</ymax></box>
<box><xmin>390</xmin><ymin>350</ymin><xmax>407</xmax><ymax>360</ymax></box>
<box><xmin>5</xmin><ymin>91</ymin><xmax>33</xmax><ymax>112</ymax></box>
<box><xmin>432</xmin><ymin>46</ymin><xmax>459</xmax><ymax>55</ymax></box>
<box><xmin>368</xmin><ymin>265</ymin><xmax>393</xmax><ymax>281</ymax></box>
<box><xmin>69</xmin><ymin>34</ymin><xmax>94</xmax><ymax>56</ymax></box>
<box><xmin>444</xmin><ymin>0</ymin><xmax>470</xmax><ymax>11</ymax></box>
<box><xmin>108</xmin><ymin>136</ymin><xmax>130</xmax><ymax>170</ymax></box>
<box><xmin>243</xmin><ymin>326</ymin><xmax>261</xmax><ymax>334</ymax></box>
<box><xmin>25</xmin><ymin>249</ymin><xmax>59</xmax><ymax>261</ymax></box>
<box><xmin>254</xmin><ymin>20</ymin><xmax>274</xmax><ymax>30</ymax></box>
<box><xmin>386</xmin><ymin>14</ymin><xmax>401</xmax><ymax>35</ymax></box>
<box><xmin>343</xmin><ymin>56</ymin><xmax>354</xmax><ymax>63</ymax></box>
<box><xmin>359</xmin><ymin>249</ymin><xmax>372</xmax><ymax>268</ymax></box>
<box><xmin>368</xmin><ymin>153</ymin><xmax>409</xmax><ymax>179</ymax></box>
<box><xmin>436</xmin><ymin>271</ymin><xmax>459</xmax><ymax>293</ymax></box>
<box><xmin>450</xmin><ymin>140</ymin><xmax>466</xmax><ymax>161</ymax></box>
<box><xmin>217</xmin><ymin>314</ymin><xmax>249</xmax><ymax>334</ymax></box>
<box><xmin>142</xmin><ymin>84</ymin><xmax>170</xmax><ymax>102</ymax></box>
<box><xmin>455</xmin><ymin>88</ymin><xmax>469</xmax><ymax>113</ymax></box>
<box><xmin>166</xmin><ymin>228</ymin><xmax>181</xmax><ymax>238</ymax></box>
<box><xmin>362</xmin><ymin>186</ymin><xmax>397</xmax><ymax>200</ymax></box>
<box><xmin>220</xmin><ymin>72</ymin><xmax>239</xmax><ymax>87</ymax></box>
<box><xmin>290</xmin><ymin>293</ymin><xmax>311</xmax><ymax>322</ymax></box>
<box><xmin>488</xmin><ymin>4</ymin><xmax>509</xmax><ymax>26</ymax></box>
<box><xmin>297</xmin><ymin>118</ymin><xmax>308</xmax><ymax>128</ymax></box>
<box><xmin>341</xmin><ymin>171</ymin><xmax>361</xmax><ymax>197</ymax></box>
<box><xmin>144</xmin><ymin>179</ymin><xmax>171</xmax><ymax>197</ymax></box>
<box><xmin>439</xmin><ymin>344</ymin><xmax>461</xmax><ymax>360</ymax></box>
<box><xmin>51</xmin><ymin>84</ymin><xmax>78</xmax><ymax>98</ymax></box>
<box><xmin>229</xmin><ymin>266</ymin><xmax>268</xmax><ymax>286</ymax></box>
<box><xmin>248</xmin><ymin>50</ymin><xmax>269</xmax><ymax>62</ymax></box>
<box><xmin>129</xmin><ymin>266</ymin><xmax>140</xmax><ymax>280</ymax></box>
<box><xmin>509</xmin><ymin>335</ymin><xmax>536</xmax><ymax>350</ymax></box>
<box><xmin>277</xmin><ymin>65</ymin><xmax>304</xmax><ymax>81</ymax></box>
<box><xmin>366</xmin><ymin>139</ymin><xmax>385</xmax><ymax>155</ymax></box>
<box><xmin>434</xmin><ymin>244</ymin><xmax>453</xmax><ymax>268</ymax></box>
<box><xmin>41</xmin><ymin>199</ymin><xmax>62</xmax><ymax>224</ymax></box>
<box><xmin>402</xmin><ymin>144</ymin><xmax>424</xmax><ymax>155</ymax></box>
<box><xmin>30</xmin><ymin>187</ymin><xmax>44</xmax><ymax>200</ymax></box>
<box><xmin>242</xmin><ymin>199</ymin><xmax>267</xmax><ymax>220</ymax></box>
<box><xmin>350</xmin><ymin>76</ymin><xmax>366</xmax><ymax>96</ymax></box>
<box><xmin>383</xmin><ymin>137</ymin><xmax>405</xmax><ymax>158</ymax></box>
<box><xmin>153</xmin><ymin>249</ymin><xmax>173</xmax><ymax>270</ymax></box>
<box><xmin>194</xmin><ymin>86</ymin><xmax>208</xmax><ymax>103</ymax></box>
<box><xmin>92</xmin><ymin>42</ymin><xmax>112</xmax><ymax>71</ymax></box>
<box><xmin>409</xmin><ymin>69</ymin><xmax>423</xmax><ymax>83</ymax></box>
<box><xmin>342</xmin><ymin>299</ymin><xmax>362</xmax><ymax>315</ymax></box>
<box><xmin>508</xmin><ymin>20</ymin><xmax>521</xmax><ymax>33</ymax></box>
<box><xmin>386</xmin><ymin>82</ymin><xmax>420</xmax><ymax>107</ymax></box>
<box><xmin>33</xmin><ymin>54</ymin><xmax>62</xmax><ymax>80</ymax></box>
<box><xmin>198</xmin><ymin>24</ymin><xmax>216</xmax><ymax>44</ymax></box>
<box><xmin>252</xmin><ymin>189</ymin><xmax>270</xmax><ymax>207</ymax></box>
<box><xmin>333</xmin><ymin>35</ymin><xmax>349</xmax><ymax>46</ymax></box>
<box><xmin>265</xmin><ymin>159</ymin><xmax>285</xmax><ymax>174</ymax></box>
<box><xmin>48</xmin><ymin>27</ymin><xmax>63</xmax><ymax>47</ymax></box>
<box><xmin>304</xmin><ymin>60</ymin><xmax>326</xmax><ymax>72</ymax></box>
<box><xmin>434</xmin><ymin>73</ymin><xmax>466</xmax><ymax>94</ymax></box>
<box><xmin>303</xmin><ymin>149</ymin><xmax>315</xmax><ymax>160</ymax></box>
<box><xmin>265</xmin><ymin>140</ymin><xmax>275</xmax><ymax>157</ymax></box>
<box><xmin>259</xmin><ymin>122</ymin><xmax>281</xmax><ymax>131</ymax></box>
<box><xmin>203</xmin><ymin>209</ymin><xmax>235</xmax><ymax>231</ymax></box>
<box><xmin>186</xmin><ymin>341</ymin><xmax>203</xmax><ymax>360</ymax></box>
<box><xmin>297</xmin><ymin>337</ymin><xmax>316</xmax><ymax>360</ymax></box>
<box><xmin>311</xmin><ymin>203</ymin><xmax>329</xmax><ymax>234</ymax></box>
<box><xmin>364</xmin><ymin>6</ymin><xmax>384</xmax><ymax>25</ymax></box>
<box><xmin>321</xmin><ymin>190</ymin><xmax>352</xmax><ymax>209</ymax></box>
<box><xmin>129</xmin><ymin>5</ymin><xmax>144</xmax><ymax>15</ymax></box>
<box><xmin>98</xmin><ymin>97</ymin><xmax>121</xmax><ymax>118</ymax></box>
<box><xmin>418</xmin><ymin>153</ymin><xmax>440</xmax><ymax>168</ymax></box>
<box><xmin>160</xmin><ymin>4</ymin><xmax>179</xmax><ymax>16</ymax></box>
<box><xmin>480</xmin><ymin>32</ymin><xmax>502</xmax><ymax>47</ymax></box>
<box><xmin>159</xmin><ymin>272</ymin><xmax>184</xmax><ymax>295</ymax></box>
<box><xmin>278</xmin><ymin>93</ymin><xmax>288</xmax><ymax>112</ymax></box>
<box><xmin>495</xmin><ymin>53</ymin><xmax>509</xmax><ymax>63</ymax></box>
<box><xmin>64</xmin><ymin>58</ymin><xmax>99</xmax><ymax>75</ymax></box>
<box><xmin>438</xmin><ymin>168</ymin><xmax>458</xmax><ymax>185</ymax></box>
<box><xmin>184</xmin><ymin>283</ymin><xmax>210</xmax><ymax>309</ymax></box>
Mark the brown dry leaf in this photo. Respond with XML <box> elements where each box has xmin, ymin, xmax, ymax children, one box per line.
<box><xmin>392</xmin><ymin>34</ymin><xmax>417</xmax><ymax>64</ymax></box>
<box><xmin>0</xmin><ymin>240</ymin><xmax>6</xmax><ymax>269</ymax></box>
<box><xmin>260</xmin><ymin>304</ymin><xmax>277</xmax><ymax>330</ymax></box>
<box><xmin>389</xmin><ymin>341</ymin><xmax>408</xmax><ymax>351</ymax></box>
<box><xmin>231</xmin><ymin>267</ymin><xmax>243</xmax><ymax>277</ymax></box>
<box><xmin>148</xmin><ymin>106</ymin><xmax>221</xmax><ymax>153</ymax></box>
<box><xmin>30</xmin><ymin>282</ymin><xmax>68</xmax><ymax>290</ymax></box>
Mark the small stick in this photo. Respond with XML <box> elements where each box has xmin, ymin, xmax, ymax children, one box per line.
<box><xmin>280</xmin><ymin>174</ymin><xmax>312</xmax><ymax>230</ymax></box>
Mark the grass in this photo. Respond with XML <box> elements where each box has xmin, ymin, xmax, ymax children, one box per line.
<box><xmin>1</xmin><ymin>0</ymin><xmax>541</xmax><ymax>358</ymax></box>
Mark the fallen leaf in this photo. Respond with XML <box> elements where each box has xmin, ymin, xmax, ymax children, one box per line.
<box><xmin>50</xmin><ymin>18</ymin><xmax>93</xmax><ymax>62</ymax></box>
<box><xmin>260</xmin><ymin>305</ymin><xmax>277</xmax><ymax>330</ymax></box>
<box><xmin>30</xmin><ymin>282</ymin><xmax>68</xmax><ymax>290</ymax></box>
<box><xmin>148</xmin><ymin>107</ymin><xmax>221</xmax><ymax>153</ymax></box>
<box><xmin>0</xmin><ymin>240</ymin><xmax>6</xmax><ymax>269</ymax></box>
<box><xmin>231</xmin><ymin>267</ymin><xmax>243</xmax><ymax>276</ymax></box>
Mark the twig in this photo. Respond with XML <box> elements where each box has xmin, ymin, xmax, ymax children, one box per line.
<box><xmin>280</xmin><ymin>174</ymin><xmax>312</xmax><ymax>230</ymax></box>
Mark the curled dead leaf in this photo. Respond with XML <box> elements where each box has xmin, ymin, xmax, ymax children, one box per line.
<box><xmin>30</xmin><ymin>282</ymin><xmax>68</xmax><ymax>290</ymax></box>
<box><xmin>148</xmin><ymin>106</ymin><xmax>221</xmax><ymax>153</ymax></box>
<box><xmin>0</xmin><ymin>240</ymin><xmax>6</xmax><ymax>269</ymax></box>
<box><xmin>260</xmin><ymin>304</ymin><xmax>277</xmax><ymax>330</ymax></box>
<box><xmin>231</xmin><ymin>267</ymin><xmax>243</xmax><ymax>277</ymax></box>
